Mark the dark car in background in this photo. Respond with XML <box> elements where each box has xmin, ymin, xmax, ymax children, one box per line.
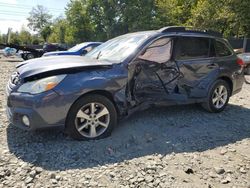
<box><xmin>43</xmin><ymin>43</ymin><xmax>67</xmax><ymax>52</ymax></box>
<box><xmin>43</xmin><ymin>42</ymin><xmax>102</xmax><ymax>57</ymax></box>
<box><xmin>16</xmin><ymin>43</ymin><xmax>67</xmax><ymax>60</ymax></box>
<box><xmin>6</xmin><ymin>26</ymin><xmax>245</xmax><ymax>140</ymax></box>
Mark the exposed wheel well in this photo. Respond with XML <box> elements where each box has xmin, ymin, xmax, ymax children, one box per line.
<box><xmin>84</xmin><ymin>90</ymin><xmax>115</xmax><ymax>103</ymax></box>
<box><xmin>219</xmin><ymin>76</ymin><xmax>233</xmax><ymax>96</ymax></box>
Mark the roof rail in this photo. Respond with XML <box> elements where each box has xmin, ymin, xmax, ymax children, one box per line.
<box><xmin>158</xmin><ymin>26</ymin><xmax>186</xmax><ymax>33</ymax></box>
<box><xmin>158</xmin><ymin>26</ymin><xmax>222</xmax><ymax>37</ymax></box>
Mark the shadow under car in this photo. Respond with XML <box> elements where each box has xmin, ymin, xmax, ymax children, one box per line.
<box><xmin>6</xmin><ymin>104</ymin><xmax>250</xmax><ymax>171</ymax></box>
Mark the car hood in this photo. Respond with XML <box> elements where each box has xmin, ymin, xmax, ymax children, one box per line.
<box><xmin>16</xmin><ymin>56</ymin><xmax>113</xmax><ymax>79</ymax></box>
<box><xmin>43</xmin><ymin>51</ymin><xmax>72</xmax><ymax>56</ymax></box>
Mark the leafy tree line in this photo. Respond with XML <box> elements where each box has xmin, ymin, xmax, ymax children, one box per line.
<box><xmin>1</xmin><ymin>0</ymin><xmax>250</xmax><ymax>45</ymax></box>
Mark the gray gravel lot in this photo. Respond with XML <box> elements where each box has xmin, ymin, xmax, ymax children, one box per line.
<box><xmin>0</xmin><ymin>56</ymin><xmax>249</xmax><ymax>188</ymax></box>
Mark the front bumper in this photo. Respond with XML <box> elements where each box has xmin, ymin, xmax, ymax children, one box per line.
<box><xmin>6</xmin><ymin>90</ymin><xmax>66</xmax><ymax>131</ymax></box>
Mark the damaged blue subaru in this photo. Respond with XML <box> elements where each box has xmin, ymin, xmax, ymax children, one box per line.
<box><xmin>6</xmin><ymin>26</ymin><xmax>245</xmax><ymax>140</ymax></box>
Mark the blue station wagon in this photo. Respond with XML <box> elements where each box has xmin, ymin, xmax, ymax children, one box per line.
<box><xmin>6</xmin><ymin>26</ymin><xmax>245</xmax><ymax>140</ymax></box>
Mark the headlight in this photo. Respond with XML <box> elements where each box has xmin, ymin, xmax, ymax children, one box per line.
<box><xmin>18</xmin><ymin>74</ymin><xmax>66</xmax><ymax>94</ymax></box>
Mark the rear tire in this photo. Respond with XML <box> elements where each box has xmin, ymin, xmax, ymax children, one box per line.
<box><xmin>201</xmin><ymin>80</ymin><xmax>230</xmax><ymax>113</ymax></box>
<box><xmin>65</xmin><ymin>94</ymin><xmax>117</xmax><ymax>140</ymax></box>
<box><xmin>26</xmin><ymin>53</ymin><xmax>35</xmax><ymax>60</ymax></box>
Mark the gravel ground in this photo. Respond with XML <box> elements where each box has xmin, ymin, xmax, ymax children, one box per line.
<box><xmin>0</xmin><ymin>56</ymin><xmax>249</xmax><ymax>188</ymax></box>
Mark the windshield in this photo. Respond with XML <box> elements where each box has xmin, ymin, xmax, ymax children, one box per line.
<box><xmin>85</xmin><ymin>33</ymin><xmax>151</xmax><ymax>62</ymax></box>
<box><xmin>68</xmin><ymin>43</ymin><xmax>88</xmax><ymax>52</ymax></box>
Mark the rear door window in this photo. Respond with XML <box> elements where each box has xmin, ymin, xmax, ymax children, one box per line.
<box><xmin>174</xmin><ymin>37</ymin><xmax>211</xmax><ymax>60</ymax></box>
<box><xmin>215</xmin><ymin>40</ymin><xmax>233</xmax><ymax>57</ymax></box>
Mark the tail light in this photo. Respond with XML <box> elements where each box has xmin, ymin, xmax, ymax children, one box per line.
<box><xmin>237</xmin><ymin>58</ymin><xmax>245</xmax><ymax>67</ymax></box>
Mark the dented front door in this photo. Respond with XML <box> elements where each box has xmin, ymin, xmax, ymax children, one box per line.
<box><xmin>128</xmin><ymin>37</ymin><xmax>180</xmax><ymax>104</ymax></box>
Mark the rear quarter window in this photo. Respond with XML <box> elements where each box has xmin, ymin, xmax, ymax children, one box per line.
<box><xmin>215</xmin><ymin>40</ymin><xmax>233</xmax><ymax>57</ymax></box>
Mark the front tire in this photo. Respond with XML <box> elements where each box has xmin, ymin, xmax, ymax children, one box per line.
<box><xmin>65</xmin><ymin>94</ymin><xmax>117</xmax><ymax>140</ymax></box>
<box><xmin>201</xmin><ymin>80</ymin><xmax>230</xmax><ymax>113</ymax></box>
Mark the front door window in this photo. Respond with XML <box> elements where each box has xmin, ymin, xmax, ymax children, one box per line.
<box><xmin>128</xmin><ymin>37</ymin><xmax>180</xmax><ymax>103</ymax></box>
<box><xmin>138</xmin><ymin>38</ymin><xmax>172</xmax><ymax>63</ymax></box>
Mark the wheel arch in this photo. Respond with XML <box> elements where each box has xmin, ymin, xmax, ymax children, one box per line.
<box><xmin>83</xmin><ymin>90</ymin><xmax>118</xmax><ymax>108</ymax></box>
<box><xmin>218</xmin><ymin>76</ymin><xmax>233</xmax><ymax>96</ymax></box>
<box><xmin>65</xmin><ymin>90</ymin><xmax>120</xmax><ymax>127</ymax></box>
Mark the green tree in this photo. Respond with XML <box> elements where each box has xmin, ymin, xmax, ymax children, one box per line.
<box><xmin>40</xmin><ymin>25</ymin><xmax>52</xmax><ymax>42</ymax></box>
<box><xmin>0</xmin><ymin>34</ymin><xmax>7</xmax><ymax>44</ymax></box>
<box><xmin>39</xmin><ymin>0</ymin><xmax>250</xmax><ymax>44</ymax></box>
<box><xmin>9</xmin><ymin>31</ymin><xmax>21</xmax><ymax>45</ymax></box>
<box><xmin>27</xmin><ymin>5</ymin><xmax>52</xmax><ymax>32</ymax></box>
<box><xmin>188</xmin><ymin>0</ymin><xmax>232</xmax><ymax>36</ymax></box>
<box><xmin>188</xmin><ymin>0</ymin><xmax>250</xmax><ymax>37</ymax></box>
<box><xmin>0</xmin><ymin>33</ymin><xmax>3</xmax><ymax>43</ymax></box>
<box><xmin>49</xmin><ymin>18</ymin><xmax>68</xmax><ymax>43</ymax></box>
<box><xmin>31</xmin><ymin>34</ymin><xmax>42</xmax><ymax>45</ymax></box>
<box><xmin>119</xmin><ymin>0</ymin><xmax>158</xmax><ymax>33</ymax></box>
<box><xmin>230</xmin><ymin>0</ymin><xmax>250</xmax><ymax>37</ymax></box>
<box><xmin>65</xmin><ymin>0</ymin><xmax>94</xmax><ymax>43</ymax></box>
<box><xmin>64</xmin><ymin>0</ymin><xmax>159</xmax><ymax>42</ymax></box>
<box><xmin>86</xmin><ymin>0</ymin><xmax>119</xmax><ymax>40</ymax></box>
<box><xmin>27</xmin><ymin>5</ymin><xmax>52</xmax><ymax>41</ymax></box>
<box><xmin>86</xmin><ymin>0</ymin><xmax>158</xmax><ymax>40</ymax></box>
<box><xmin>19</xmin><ymin>27</ymin><xmax>32</xmax><ymax>45</ymax></box>
<box><xmin>155</xmin><ymin>0</ymin><xmax>197</xmax><ymax>26</ymax></box>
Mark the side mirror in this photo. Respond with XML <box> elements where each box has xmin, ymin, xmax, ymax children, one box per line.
<box><xmin>81</xmin><ymin>49</ymin><xmax>88</xmax><ymax>56</ymax></box>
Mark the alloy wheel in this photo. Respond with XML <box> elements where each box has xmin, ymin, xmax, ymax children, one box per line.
<box><xmin>212</xmin><ymin>85</ymin><xmax>228</xmax><ymax>109</ymax></box>
<box><xmin>75</xmin><ymin>102</ymin><xmax>110</xmax><ymax>138</ymax></box>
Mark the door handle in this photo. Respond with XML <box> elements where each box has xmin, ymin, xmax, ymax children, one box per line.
<box><xmin>207</xmin><ymin>63</ymin><xmax>217</xmax><ymax>69</ymax></box>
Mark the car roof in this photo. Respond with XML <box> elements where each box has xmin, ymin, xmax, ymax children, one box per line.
<box><xmin>77</xmin><ymin>42</ymin><xmax>102</xmax><ymax>46</ymax></box>
<box><xmin>70</xmin><ymin>42</ymin><xmax>102</xmax><ymax>50</ymax></box>
<box><xmin>121</xmin><ymin>31</ymin><xmax>157</xmax><ymax>38</ymax></box>
<box><xmin>127</xmin><ymin>26</ymin><xmax>224</xmax><ymax>40</ymax></box>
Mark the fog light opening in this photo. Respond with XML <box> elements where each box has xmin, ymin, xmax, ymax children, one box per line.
<box><xmin>22</xmin><ymin>115</ymin><xmax>30</xmax><ymax>127</ymax></box>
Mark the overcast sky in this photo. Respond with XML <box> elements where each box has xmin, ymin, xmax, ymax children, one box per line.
<box><xmin>0</xmin><ymin>0</ymin><xmax>70</xmax><ymax>34</ymax></box>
